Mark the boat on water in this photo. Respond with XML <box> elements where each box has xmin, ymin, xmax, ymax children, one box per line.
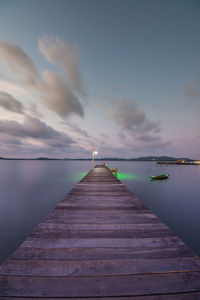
<box><xmin>150</xmin><ymin>174</ymin><xmax>169</xmax><ymax>180</ymax></box>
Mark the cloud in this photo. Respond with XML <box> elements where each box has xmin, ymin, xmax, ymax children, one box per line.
<box><xmin>0</xmin><ymin>117</ymin><xmax>91</xmax><ymax>158</ymax></box>
<box><xmin>0</xmin><ymin>115</ymin><xmax>75</xmax><ymax>149</ymax></box>
<box><xmin>134</xmin><ymin>133</ymin><xmax>161</xmax><ymax>142</ymax></box>
<box><xmin>0</xmin><ymin>38</ymin><xmax>85</xmax><ymax>119</ymax></box>
<box><xmin>0</xmin><ymin>79</ymin><xmax>30</xmax><ymax>96</ymax></box>
<box><xmin>28</xmin><ymin>102</ymin><xmax>43</xmax><ymax>118</ymax></box>
<box><xmin>65</xmin><ymin>121</ymin><xmax>89</xmax><ymax>138</ymax></box>
<box><xmin>39</xmin><ymin>70</ymin><xmax>84</xmax><ymax>118</ymax></box>
<box><xmin>108</xmin><ymin>98</ymin><xmax>160</xmax><ymax>134</ymax></box>
<box><xmin>0</xmin><ymin>41</ymin><xmax>38</xmax><ymax>86</ymax></box>
<box><xmin>0</xmin><ymin>91</ymin><xmax>25</xmax><ymax>114</ymax></box>
<box><xmin>105</xmin><ymin>97</ymin><xmax>170</xmax><ymax>155</ymax></box>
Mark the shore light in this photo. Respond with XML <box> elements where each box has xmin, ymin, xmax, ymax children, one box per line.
<box><xmin>92</xmin><ymin>148</ymin><xmax>98</xmax><ymax>168</ymax></box>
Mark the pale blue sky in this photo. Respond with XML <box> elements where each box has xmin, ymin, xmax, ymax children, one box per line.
<box><xmin>0</xmin><ymin>0</ymin><xmax>199</xmax><ymax>158</ymax></box>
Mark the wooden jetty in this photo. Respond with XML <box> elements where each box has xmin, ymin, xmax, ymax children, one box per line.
<box><xmin>0</xmin><ymin>165</ymin><xmax>200</xmax><ymax>298</ymax></box>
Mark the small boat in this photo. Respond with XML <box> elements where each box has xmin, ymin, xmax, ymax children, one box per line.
<box><xmin>150</xmin><ymin>174</ymin><xmax>169</xmax><ymax>180</ymax></box>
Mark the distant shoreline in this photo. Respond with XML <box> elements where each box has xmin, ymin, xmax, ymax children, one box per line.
<box><xmin>0</xmin><ymin>156</ymin><xmax>195</xmax><ymax>162</ymax></box>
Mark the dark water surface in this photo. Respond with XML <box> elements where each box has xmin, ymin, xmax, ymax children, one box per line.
<box><xmin>0</xmin><ymin>160</ymin><xmax>200</xmax><ymax>263</ymax></box>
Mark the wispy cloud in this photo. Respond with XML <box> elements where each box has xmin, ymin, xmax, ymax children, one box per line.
<box><xmin>0</xmin><ymin>41</ymin><xmax>38</xmax><ymax>86</ymax></box>
<box><xmin>64</xmin><ymin>121</ymin><xmax>89</xmax><ymax>138</ymax></box>
<box><xmin>38</xmin><ymin>36</ymin><xmax>84</xmax><ymax>94</ymax></box>
<box><xmin>0</xmin><ymin>91</ymin><xmax>25</xmax><ymax>114</ymax></box>
<box><xmin>108</xmin><ymin>98</ymin><xmax>160</xmax><ymax>138</ymax></box>
<box><xmin>27</xmin><ymin>102</ymin><xmax>43</xmax><ymax>119</ymax></box>
<box><xmin>0</xmin><ymin>78</ymin><xmax>30</xmax><ymax>96</ymax></box>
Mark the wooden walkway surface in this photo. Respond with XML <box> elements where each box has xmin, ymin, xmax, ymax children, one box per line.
<box><xmin>0</xmin><ymin>165</ymin><xmax>200</xmax><ymax>298</ymax></box>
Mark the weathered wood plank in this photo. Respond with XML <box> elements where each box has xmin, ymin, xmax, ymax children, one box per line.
<box><xmin>64</xmin><ymin>195</ymin><xmax>139</xmax><ymax>199</ymax></box>
<box><xmin>2</xmin><ymin>292</ymin><xmax>200</xmax><ymax>299</ymax></box>
<box><xmin>72</xmin><ymin>185</ymin><xmax>128</xmax><ymax>190</ymax></box>
<box><xmin>34</xmin><ymin>222</ymin><xmax>169</xmax><ymax>231</ymax></box>
<box><xmin>1</xmin><ymin>257</ymin><xmax>200</xmax><ymax>277</ymax></box>
<box><xmin>30</xmin><ymin>228</ymin><xmax>175</xmax><ymax>238</ymax></box>
<box><xmin>49</xmin><ymin>208</ymin><xmax>152</xmax><ymax>218</ymax></box>
<box><xmin>21</xmin><ymin>236</ymin><xmax>185</xmax><ymax>249</ymax></box>
<box><xmin>61</xmin><ymin>200</ymin><xmax>140</xmax><ymax>206</ymax></box>
<box><xmin>44</xmin><ymin>214</ymin><xmax>161</xmax><ymax>224</ymax></box>
<box><xmin>56</xmin><ymin>204</ymin><xmax>147</xmax><ymax>210</ymax></box>
<box><xmin>60</xmin><ymin>198</ymin><xmax>142</xmax><ymax>205</ymax></box>
<box><xmin>1</xmin><ymin>272</ymin><xmax>200</xmax><ymax>297</ymax></box>
<box><xmin>68</xmin><ymin>191</ymin><xmax>132</xmax><ymax>195</ymax></box>
<box><xmin>53</xmin><ymin>206</ymin><xmax>149</xmax><ymax>211</ymax></box>
<box><xmin>44</xmin><ymin>211</ymin><xmax>159</xmax><ymax>219</ymax></box>
<box><xmin>64</xmin><ymin>192</ymin><xmax>138</xmax><ymax>197</ymax></box>
<box><xmin>78</xmin><ymin>183</ymin><xmax>125</xmax><ymax>185</ymax></box>
<box><xmin>9</xmin><ymin>245</ymin><xmax>196</xmax><ymax>260</ymax></box>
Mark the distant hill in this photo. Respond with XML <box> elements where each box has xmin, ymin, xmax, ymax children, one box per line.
<box><xmin>36</xmin><ymin>157</ymin><xmax>60</xmax><ymax>160</ymax></box>
<box><xmin>0</xmin><ymin>156</ymin><xmax>194</xmax><ymax>161</ymax></box>
<box><xmin>95</xmin><ymin>156</ymin><xmax>193</xmax><ymax>161</ymax></box>
<box><xmin>131</xmin><ymin>156</ymin><xmax>193</xmax><ymax>162</ymax></box>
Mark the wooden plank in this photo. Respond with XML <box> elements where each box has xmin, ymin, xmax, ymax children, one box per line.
<box><xmin>78</xmin><ymin>183</ymin><xmax>125</xmax><ymax>185</ymax></box>
<box><xmin>72</xmin><ymin>185</ymin><xmax>128</xmax><ymax>189</ymax></box>
<box><xmin>64</xmin><ymin>194</ymin><xmax>139</xmax><ymax>199</ymax></box>
<box><xmin>34</xmin><ymin>222</ymin><xmax>169</xmax><ymax>231</ymax></box>
<box><xmin>2</xmin><ymin>292</ymin><xmax>200</xmax><ymax>299</ymax></box>
<box><xmin>21</xmin><ymin>237</ymin><xmax>186</xmax><ymax>249</ymax></box>
<box><xmin>70</xmin><ymin>189</ymin><xmax>130</xmax><ymax>193</ymax></box>
<box><xmin>1</xmin><ymin>257</ymin><xmax>200</xmax><ymax>277</ymax></box>
<box><xmin>56</xmin><ymin>203</ymin><xmax>147</xmax><ymax>210</ymax></box>
<box><xmin>59</xmin><ymin>200</ymin><xmax>145</xmax><ymax>207</ymax></box>
<box><xmin>49</xmin><ymin>209</ymin><xmax>150</xmax><ymax>215</ymax></box>
<box><xmin>53</xmin><ymin>206</ymin><xmax>149</xmax><ymax>212</ymax></box>
<box><xmin>62</xmin><ymin>196</ymin><xmax>139</xmax><ymax>201</ymax></box>
<box><xmin>30</xmin><ymin>228</ymin><xmax>175</xmax><ymax>239</ymax></box>
<box><xmin>63</xmin><ymin>187</ymin><xmax>135</xmax><ymax>192</ymax></box>
<box><xmin>60</xmin><ymin>198</ymin><xmax>142</xmax><ymax>205</ymax></box>
<box><xmin>44</xmin><ymin>211</ymin><xmax>158</xmax><ymax>218</ymax></box>
<box><xmin>44</xmin><ymin>215</ymin><xmax>161</xmax><ymax>224</ymax></box>
<box><xmin>46</xmin><ymin>209</ymin><xmax>153</xmax><ymax>215</ymax></box>
<box><xmin>68</xmin><ymin>191</ymin><xmax>132</xmax><ymax>195</ymax></box>
<box><xmin>64</xmin><ymin>192</ymin><xmax>138</xmax><ymax>197</ymax></box>
<box><xmin>1</xmin><ymin>272</ymin><xmax>200</xmax><ymax>297</ymax></box>
<box><xmin>9</xmin><ymin>245</ymin><xmax>196</xmax><ymax>260</ymax></box>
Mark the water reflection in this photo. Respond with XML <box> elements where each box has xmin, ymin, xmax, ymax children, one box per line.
<box><xmin>110</xmin><ymin>161</ymin><xmax>200</xmax><ymax>256</ymax></box>
<box><xmin>117</xmin><ymin>172</ymin><xmax>147</xmax><ymax>182</ymax></box>
<box><xmin>0</xmin><ymin>160</ymin><xmax>90</xmax><ymax>263</ymax></box>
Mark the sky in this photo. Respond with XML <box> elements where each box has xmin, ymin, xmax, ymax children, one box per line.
<box><xmin>0</xmin><ymin>0</ymin><xmax>199</xmax><ymax>159</ymax></box>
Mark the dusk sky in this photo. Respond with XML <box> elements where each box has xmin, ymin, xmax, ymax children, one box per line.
<box><xmin>0</xmin><ymin>0</ymin><xmax>199</xmax><ymax>158</ymax></box>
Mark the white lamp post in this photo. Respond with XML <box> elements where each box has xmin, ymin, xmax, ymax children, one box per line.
<box><xmin>92</xmin><ymin>148</ymin><xmax>98</xmax><ymax>168</ymax></box>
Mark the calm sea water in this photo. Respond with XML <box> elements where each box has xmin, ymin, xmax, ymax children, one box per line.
<box><xmin>0</xmin><ymin>160</ymin><xmax>200</xmax><ymax>263</ymax></box>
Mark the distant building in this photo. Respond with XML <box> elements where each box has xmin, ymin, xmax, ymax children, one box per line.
<box><xmin>194</xmin><ymin>160</ymin><xmax>200</xmax><ymax>164</ymax></box>
<box><xmin>176</xmin><ymin>159</ymin><xmax>186</xmax><ymax>163</ymax></box>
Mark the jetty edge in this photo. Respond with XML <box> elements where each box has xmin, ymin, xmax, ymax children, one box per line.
<box><xmin>0</xmin><ymin>165</ymin><xmax>200</xmax><ymax>298</ymax></box>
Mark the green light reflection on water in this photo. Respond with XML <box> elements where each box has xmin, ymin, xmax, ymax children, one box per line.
<box><xmin>113</xmin><ymin>172</ymin><xmax>147</xmax><ymax>182</ymax></box>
